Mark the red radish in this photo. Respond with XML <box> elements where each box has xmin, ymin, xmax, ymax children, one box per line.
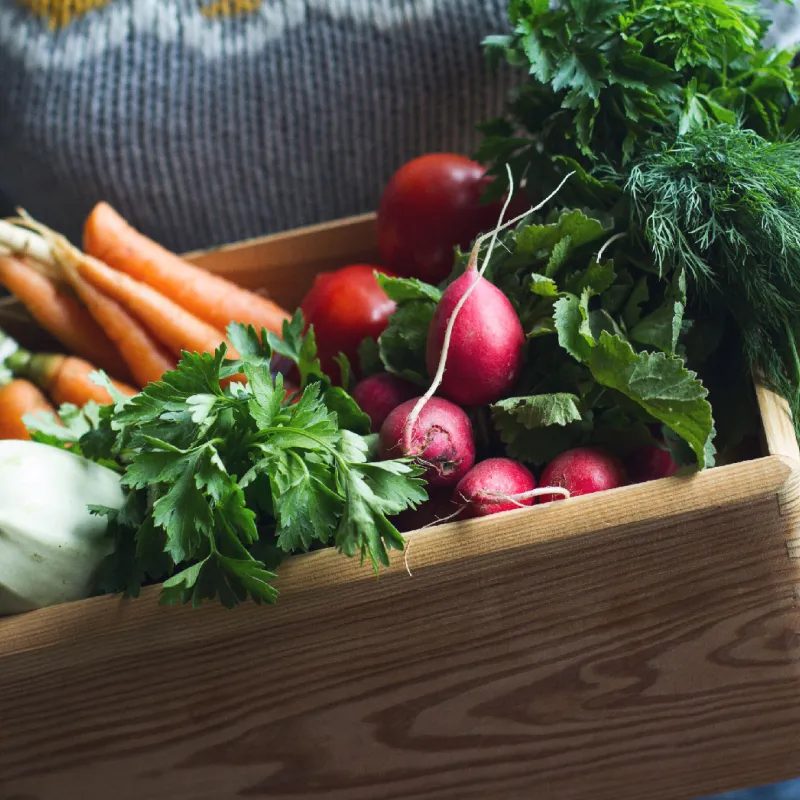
<box><xmin>351</xmin><ymin>373</ymin><xmax>418</xmax><ymax>433</ymax></box>
<box><xmin>426</xmin><ymin>268</ymin><xmax>525</xmax><ymax>406</ymax></box>
<box><xmin>626</xmin><ymin>443</ymin><xmax>679</xmax><ymax>483</ymax></box>
<box><xmin>539</xmin><ymin>447</ymin><xmax>626</xmax><ymax>504</ymax></box>
<box><xmin>454</xmin><ymin>458</ymin><xmax>537</xmax><ymax>518</ymax></box>
<box><xmin>397</xmin><ymin>166</ymin><xmax>571</xmax><ymax>489</ymax></box>
<box><xmin>392</xmin><ymin>491</ymin><xmax>461</xmax><ymax>533</ymax></box>
<box><xmin>379</xmin><ymin>396</ymin><xmax>475</xmax><ymax>487</ymax></box>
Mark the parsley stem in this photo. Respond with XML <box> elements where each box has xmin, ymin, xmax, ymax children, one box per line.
<box><xmin>217</xmin><ymin>514</ymin><xmax>252</xmax><ymax>560</ymax></box>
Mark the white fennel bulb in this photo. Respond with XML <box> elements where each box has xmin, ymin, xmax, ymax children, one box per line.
<box><xmin>0</xmin><ymin>440</ymin><xmax>124</xmax><ymax>615</ymax></box>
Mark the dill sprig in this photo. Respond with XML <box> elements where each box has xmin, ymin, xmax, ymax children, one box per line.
<box><xmin>621</xmin><ymin>125</ymin><xmax>800</xmax><ymax>423</ymax></box>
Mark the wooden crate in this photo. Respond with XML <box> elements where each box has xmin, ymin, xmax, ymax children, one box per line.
<box><xmin>2</xmin><ymin>216</ymin><xmax>800</xmax><ymax>800</ymax></box>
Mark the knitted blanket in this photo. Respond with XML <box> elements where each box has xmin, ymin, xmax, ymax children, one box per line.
<box><xmin>1</xmin><ymin>0</ymin><xmax>798</xmax><ymax>252</ymax></box>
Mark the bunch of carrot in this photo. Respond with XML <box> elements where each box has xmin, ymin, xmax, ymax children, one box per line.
<box><xmin>0</xmin><ymin>203</ymin><xmax>291</xmax><ymax>439</ymax></box>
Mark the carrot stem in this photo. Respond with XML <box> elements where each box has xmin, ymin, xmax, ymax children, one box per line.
<box><xmin>8</xmin><ymin>348</ymin><xmax>136</xmax><ymax>407</ymax></box>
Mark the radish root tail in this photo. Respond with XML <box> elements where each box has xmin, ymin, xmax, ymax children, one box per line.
<box><xmin>475</xmin><ymin>486</ymin><xmax>571</xmax><ymax>508</ymax></box>
<box><xmin>403</xmin><ymin>503</ymin><xmax>468</xmax><ymax>577</ymax></box>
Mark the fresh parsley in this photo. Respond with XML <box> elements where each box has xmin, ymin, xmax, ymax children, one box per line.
<box><xmin>56</xmin><ymin>319</ymin><xmax>427</xmax><ymax>608</ymax></box>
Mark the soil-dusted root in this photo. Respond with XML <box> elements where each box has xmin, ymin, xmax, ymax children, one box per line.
<box><xmin>351</xmin><ymin>373</ymin><xmax>418</xmax><ymax>433</ymax></box>
<box><xmin>378</xmin><ymin>396</ymin><xmax>476</xmax><ymax>488</ymax></box>
<box><xmin>539</xmin><ymin>447</ymin><xmax>627</xmax><ymax>504</ymax></box>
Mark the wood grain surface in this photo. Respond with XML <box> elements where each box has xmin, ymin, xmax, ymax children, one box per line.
<box><xmin>757</xmin><ymin>383</ymin><xmax>800</xmax><ymax>462</ymax></box>
<box><xmin>2</xmin><ymin>456</ymin><xmax>800</xmax><ymax>800</ymax></box>
<box><xmin>183</xmin><ymin>213</ymin><xmax>379</xmax><ymax>311</ymax></box>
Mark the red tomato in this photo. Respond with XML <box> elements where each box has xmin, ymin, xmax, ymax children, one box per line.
<box><xmin>377</xmin><ymin>153</ymin><xmax>524</xmax><ymax>284</ymax></box>
<box><xmin>300</xmin><ymin>264</ymin><xmax>396</xmax><ymax>384</ymax></box>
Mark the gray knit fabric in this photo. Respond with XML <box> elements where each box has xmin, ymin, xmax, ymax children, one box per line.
<box><xmin>0</xmin><ymin>0</ymin><xmax>798</xmax><ymax>253</ymax></box>
<box><xmin>0</xmin><ymin>0</ymin><xmax>520</xmax><ymax>252</ymax></box>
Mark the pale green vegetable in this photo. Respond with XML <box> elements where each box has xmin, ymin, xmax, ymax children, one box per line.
<box><xmin>0</xmin><ymin>440</ymin><xmax>123</xmax><ymax>615</ymax></box>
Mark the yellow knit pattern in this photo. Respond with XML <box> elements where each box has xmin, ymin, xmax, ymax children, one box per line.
<box><xmin>17</xmin><ymin>0</ymin><xmax>111</xmax><ymax>28</ymax></box>
<box><xmin>17</xmin><ymin>0</ymin><xmax>263</xmax><ymax>28</ymax></box>
<box><xmin>201</xmin><ymin>0</ymin><xmax>262</xmax><ymax>19</ymax></box>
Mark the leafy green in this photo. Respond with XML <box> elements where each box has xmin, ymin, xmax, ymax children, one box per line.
<box><xmin>371</xmin><ymin>274</ymin><xmax>442</xmax><ymax>384</ymax></box>
<box><xmin>491</xmin><ymin>393</ymin><xmax>589</xmax><ymax>464</ymax></box>
<box><xmin>358</xmin><ymin>337</ymin><xmax>383</xmax><ymax>377</ymax></box>
<box><xmin>622</xmin><ymin>125</ymin><xmax>800</xmax><ymax>430</ymax></box>
<box><xmin>492</xmin><ymin>393</ymin><xmax>583</xmax><ymax>428</ymax></box>
<box><xmin>480</xmin><ymin>0</ymin><xmax>799</xmax><ymax>200</ymax></box>
<box><xmin>68</xmin><ymin>319</ymin><xmax>426</xmax><ymax>608</ymax></box>
<box><xmin>415</xmin><ymin>202</ymin><xmax>715</xmax><ymax>465</ymax></box>
<box><xmin>266</xmin><ymin>310</ymin><xmax>326</xmax><ymax>388</ymax></box>
<box><xmin>552</xmin><ymin>290</ymin><xmax>714</xmax><ymax>466</ymax></box>
<box><xmin>376</xmin><ymin>274</ymin><xmax>442</xmax><ymax>304</ymax></box>
<box><xmin>472</xmin><ymin>0</ymin><xmax>800</xmax><ymax>454</ymax></box>
<box><xmin>378</xmin><ymin>300</ymin><xmax>435</xmax><ymax>385</ymax></box>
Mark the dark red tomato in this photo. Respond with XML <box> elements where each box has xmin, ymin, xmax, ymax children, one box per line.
<box><xmin>377</xmin><ymin>153</ymin><xmax>524</xmax><ymax>285</ymax></box>
<box><xmin>300</xmin><ymin>264</ymin><xmax>396</xmax><ymax>385</ymax></box>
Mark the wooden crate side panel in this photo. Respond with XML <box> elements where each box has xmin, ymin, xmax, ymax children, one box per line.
<box><xmin>757</xmin><ymin>383</ymin><xmax>800</xmax><ymax>462</ymax></box>
<box><xmin>183</xmin><ymin>213</ymin><xmax>379</xmax><ymax>310</ymax></box>
<box><xmin>2</xmin><ymin>456</ymin><xmax>800</xmax><ymax>800</ymax></box>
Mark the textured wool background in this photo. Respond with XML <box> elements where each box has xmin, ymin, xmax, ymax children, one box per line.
<box><xmin>0</xmin><ymin>0</ymin><xmax>521</xmax><ymax>252</ymax></box>
<box><xmin>1</xmin><ymin>0</ymin><xmax>799</xmax><ymax>252</ymax></box>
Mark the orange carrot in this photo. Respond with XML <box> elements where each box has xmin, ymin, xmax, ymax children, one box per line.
<box><xmin>7</xmin><ymin>349</ymin><xmax>137</xmax><ymax>407</ymax></box>
<box><xmin>66</xmin><ymin>250</ymin><xmax>239</xmax><ymax>360</ymax></box>
<box><xmin>0</xmin><ymin>379</ymin><xmax>57</xmax><ymax>440</ymax></box>
<box><xmin>83</xmin><ymin>202</ymin><xmax>291</xmax><ymax>337</ymax></box>
<box><xmin>60</xmin><ymin>262</ymin><xmax>177</xmax><ymax>388</ymax></box>
<box><xmin>0</xmin><ymin>255</ymin><xmax>127</xmax><ymax>378</ymax></box>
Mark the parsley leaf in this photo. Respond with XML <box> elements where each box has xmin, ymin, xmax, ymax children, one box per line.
<box><xmin>67</xmin><ymin>322</ymin><xmax>428</xmax><ymax>609</ymax></box>
<box><xmin>267</xmin><ymin>310</ymin><xmax>327</xmax><ymax>388</ymax></box>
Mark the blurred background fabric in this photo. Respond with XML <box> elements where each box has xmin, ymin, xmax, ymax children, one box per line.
<box><xmin>0</xmin><ymin>0</ymin><xmax>520</xmax><ymax>252</ymax></box>
<box><xmin>1</xmin><ymin>1</ymin><xmax>798</xmax><ymax>253</ymax></box>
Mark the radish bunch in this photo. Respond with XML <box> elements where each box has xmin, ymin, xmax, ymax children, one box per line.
<box><xmin>345</xmin><ymin>165</ymin><xmax>685</xmax><ymax>529</ymax></box>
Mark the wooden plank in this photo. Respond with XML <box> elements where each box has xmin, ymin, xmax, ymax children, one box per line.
<box><xmin>183</xmin><ymin>213</ymin><xmax>379</xmax><ymax>311</ymax></box>
<box><xmin>757</xmin><ymin>383</ymin><xmax>800</xmax><ymax>462</ymax></box>
<box><xmin>2</xmin><ymin>455</ymin><xmax>800</xmax><ymax>800</ymax></box>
